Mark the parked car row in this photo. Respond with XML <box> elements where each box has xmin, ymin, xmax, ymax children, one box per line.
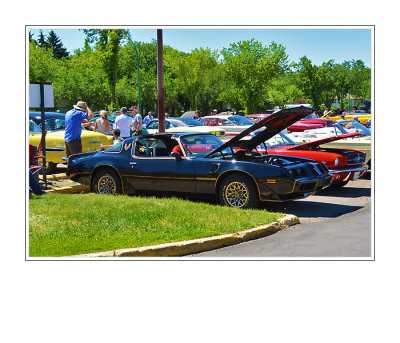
<box><xmin>65</xmin><ymin>106</ymin><xmax>370</xmax><ymax>209</ymax></box>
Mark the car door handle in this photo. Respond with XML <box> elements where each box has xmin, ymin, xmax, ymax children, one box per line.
<box><xmin>130</xmin><ymin>162</ymin><xmax>137</xmax><ymax>166</ymax></box>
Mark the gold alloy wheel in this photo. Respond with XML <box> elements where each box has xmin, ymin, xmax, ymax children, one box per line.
<box><xmin>97</xmin><ymin>174</ymin><xmax>117</xmax><ymax>194</ymax></box>
<box><xmin>224</xmin><ymin>181</ymin><xmax>249</xmax><ymax>208</ymax></box>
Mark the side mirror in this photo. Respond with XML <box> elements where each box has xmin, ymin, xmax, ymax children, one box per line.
<box><xmin>171</xmin><ymin>152</ymin><xmax>182</xmax><ymax>160</ymax></box>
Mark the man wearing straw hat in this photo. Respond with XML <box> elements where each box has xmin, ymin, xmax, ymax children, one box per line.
<box><xmin>64</xmin><ymin>100</ymin><xmax>94</xmax><ymax>157</ymax></box>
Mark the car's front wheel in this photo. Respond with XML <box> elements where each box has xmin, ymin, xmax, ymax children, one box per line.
<box><xmin>218</xmin><ymin>174</ymin><xmax>259</xmax><ymax>209</ymax></box>
<box><xmin>92</xmin><ymin>168</ymin><xmax>122</xmax><ymax>195</ymax></box>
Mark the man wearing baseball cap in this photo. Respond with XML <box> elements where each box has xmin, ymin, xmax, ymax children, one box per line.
<box><xmin>130</xmin><ymin>106</ymin><xmax>143</xmax><ymax>136</ymax></box>
<box><xmin>64</xmin><ymin>100</ymin><xmax>94</xmax><ymax>157</ymax></box>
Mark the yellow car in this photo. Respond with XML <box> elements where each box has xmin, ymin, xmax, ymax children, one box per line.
<box><xmin>322</xmin><ymin>111</ymin><xmax>371</xmax><ymax>125</ymax></box>
<box><xmin>29</xmin><ymin>119</ymin><xmax>112</xmax><ymax>173</ymax></box>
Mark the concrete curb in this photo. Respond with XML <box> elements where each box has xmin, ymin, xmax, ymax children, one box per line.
<box><xmin>71</xmin><ymin>214</ymin><xmax>300</xmax><ymax>258</ymax></box>
<box><xmin>45</xmin><ymin>184</ymin><xmax>90</xmax><ymax>194</ymax></box>
<box><xmin>39</xmin><ymin>173</ymin><xmax>67</xmax><ymax>180</ymax></box>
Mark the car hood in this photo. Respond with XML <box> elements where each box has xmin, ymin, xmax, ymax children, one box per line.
<box><xmin>206</xmin><ymin>106</ymin><xmax>315</xmax><ymax>156</ymax></box>
<box><xmin>286</xmin><ymin>132</ymin><xmax>363</xmax><ymax>150</ymax></box>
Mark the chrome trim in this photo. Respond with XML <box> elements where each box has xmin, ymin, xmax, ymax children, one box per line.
<box><xmin>329</xmin><ymin>165</ymin><xmax>368</xmax><ymax>174</ymax></box>
<box><xmin>88</xmin><ymin>141</ymin><xmax>101</xmax><ymax>144</ymax></box>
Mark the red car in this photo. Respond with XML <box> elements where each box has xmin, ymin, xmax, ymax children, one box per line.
<box><xmin>229</xmin><ymin>114</ymin><xmax>367</xmax><ymax>188</ymax></box>
<box><xmin>246</xmin><ymin>113</ymin><xmax>335</xmax><ymax>133</ymax></box>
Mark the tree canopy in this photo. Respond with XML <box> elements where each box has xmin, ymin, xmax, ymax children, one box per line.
<box><xmin>29</xmin><ymin>30</ymin><xmax>371</xmax><ymax>114</ymax></box>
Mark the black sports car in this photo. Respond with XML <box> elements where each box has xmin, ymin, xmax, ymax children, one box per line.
<box><xmin>66</xmin><ymin>106</ymin><xmax>333</xmax><ymax>208</ymax></box>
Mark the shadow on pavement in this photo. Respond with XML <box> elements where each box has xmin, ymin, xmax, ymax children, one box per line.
<box><xmin>314</xmin><ymin>185</ymin><xmax>371</xmax><ymax>198</ymax></box>
<box><xmin>259</xmin><ymin>200</ymin><xmax>363</xmax><ymax>219</ymax></box>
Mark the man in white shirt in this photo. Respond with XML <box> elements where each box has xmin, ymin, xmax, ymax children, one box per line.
<box><xmin>115</xmin><ymin>107</ymin><xmax>132</xmax><ymax>139</ymax></box>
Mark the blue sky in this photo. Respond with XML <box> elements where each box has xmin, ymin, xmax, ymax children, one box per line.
<box><xmin>29</xmin><ymin>27</ymin><xmax>372</xmax><ymax>67</ymax></box>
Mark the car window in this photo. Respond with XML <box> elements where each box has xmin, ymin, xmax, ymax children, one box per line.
<box><xmin>146</xmin><ymin>121</ymin><xmax>158</xmax><ymax>129</ymax></box>
<box><xmin>134</xmin><ymin>137</ymin><xmax>169</xmax><ymax>157</ymax></box>
<box><xmin>42</xmin><ymin>118</ymin><xmax>65</xmax><ymax>131</ymax></box>
<box><xmin>104</xmin><ymin>142</ymin><xmax>123</xmax><ymax>152</ymax></box>
<box><xmin>180</xmin><ymin>134</ymin><xmax>230</xmax><ymax>158</ymax></box>
<box><xmin>228</xmin><ymin>116</ymin><xmax>253</xmax><ymax>126</ymax></box>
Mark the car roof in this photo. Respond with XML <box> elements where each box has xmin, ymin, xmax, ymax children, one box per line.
<box><xmin>29</xmin><ymin>112</ymin><xmax>66</xmax><ymax>124</ymax></box>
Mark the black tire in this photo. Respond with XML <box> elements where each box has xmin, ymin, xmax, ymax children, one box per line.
<box><xmin>92</xmin><ymin>168</ymin><xmax>122</xmax><ymax>195</ymax></box>
<box><xmin>218</xmin><ymin>174</ymin><xmax>259</xmax><ymax>209</ymax></box>
<box><xmin>330</xmin><ymin>180</ymin><xmax>349</xmax><ymax>188</ymax></box>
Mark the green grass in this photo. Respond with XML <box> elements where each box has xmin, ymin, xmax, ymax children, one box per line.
<box><xmin>29</xmin><ymin>193</ymin><xmax>284</xmax><ymax>257</ymax></box>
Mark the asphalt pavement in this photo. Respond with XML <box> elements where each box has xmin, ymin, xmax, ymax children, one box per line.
<box><xmin>189</xmin><ymin>175</ymin><xmax>372</xmax><ymax>258</ymax></box>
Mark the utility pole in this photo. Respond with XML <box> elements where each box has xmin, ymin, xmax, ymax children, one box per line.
<box><xmin>157</xmin><ymin>29</ymin><xmax>165</xmax><ymax>133</ymax></box>
<box><xmin>40</xmin><ymin>82</ymin><xmax>47</xmax><ymax>188</ymax></box>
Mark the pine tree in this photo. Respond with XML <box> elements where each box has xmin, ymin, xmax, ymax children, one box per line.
<box><xmin>46</xmin><ymin>30</ymin><xmax>69</xmax><ymax>59</ymax></box>
<box><xmin>37</xmin><ymin>30</ymin><xmax>50</xmax><ymax>49</ymax></box>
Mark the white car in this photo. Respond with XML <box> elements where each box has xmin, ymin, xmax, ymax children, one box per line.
<box><xmin>200</xmin><ymin>115</ymin><xmax>255</xmax><ymax>140</ymax></box>
<box><xmin>287</xmin><ymin>120</ymin><xmax>372</xmax><ymax>169</ymax></box>
<box><xmin>145</xmin><ymin>118</ymin><xmax>225</xmax><ymax>137</ymax></box>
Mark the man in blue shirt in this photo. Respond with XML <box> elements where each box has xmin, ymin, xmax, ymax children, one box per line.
<box><xmin>143</xmin><ymin>111</ymin><xmax>154</xmax><ymax>126</ymax></box>
<box><xmin>64</xmin><ymin>101</ymin><xmax>93</xmax><ymax>157</ymax></box>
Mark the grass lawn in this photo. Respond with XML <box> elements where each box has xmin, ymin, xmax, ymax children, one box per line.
<box><xmin>29</xmin><ymin>193</ymin><xmax>284</xmax><ymax>257</ymax></box>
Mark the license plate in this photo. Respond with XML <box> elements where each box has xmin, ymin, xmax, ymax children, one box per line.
<box><xmin>353</xmin><ymin>171</ymin><xmax>360</xmax><ymax>180</ymax></box>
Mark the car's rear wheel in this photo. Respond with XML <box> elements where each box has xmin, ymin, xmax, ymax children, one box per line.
<box><xmin>92</xmin><ymin>168</ymin><xmax>122</xmax><ymax>195</ymax></box>
<box><xmin>218</xmin><ymin>174</ymin><xmax>259</xmax><ymax>209</ymax></box>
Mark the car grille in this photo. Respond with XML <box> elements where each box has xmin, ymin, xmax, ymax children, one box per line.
<box><xmin>288</xmin><ymin>162</ymin><xmax>328</xmax><ymax>179</ymax></box>
<box><xmin>343</xmin><ymin>151</ymin><xmax>366</xmax><ymax>164</ymax></box>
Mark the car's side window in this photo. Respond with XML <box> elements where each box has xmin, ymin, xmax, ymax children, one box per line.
<box><xmin>146</xmin><ymin>121</ymin><xmax>158</xmax><ymax>130</ymax></box>
<box><xmin>134</xmin><ymin>138</ymin><xmax>170</xmax><ymax>158</ymax></box>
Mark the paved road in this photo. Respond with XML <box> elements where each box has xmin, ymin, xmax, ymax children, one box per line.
<box><xmin>190</xmin><ymin>176</ymin><xmax>372</xmax><ymax>258</ymax></box>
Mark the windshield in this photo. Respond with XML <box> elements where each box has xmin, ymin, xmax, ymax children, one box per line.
<box><xmin>302</xmin><ymin>113</ymin><xmax>319</xmax><ymax>120</ymax></box>
<box><xmin>251</xmin><ymin>132</ymin><xmax>297</xmax><ymax>149</ymax></box>
<box><xmin>174</xmin><ymin>118</ymin><xmax>204</xmax><ymax>127</ymax></box>
<box><xmin>40</xmin><ymin>118</ymin><xmax>66</xmax><ymax>131</ymax></box>
<box><xmin>337</xmin><ymin>120</ymin><xmax>371</xmax><ymax>136</ymax></box>
<box><xmin>228</xmin><ymin>116</ymin><xmax>254</xmax><ymax>126</ymax></box>
<box><xmin>180</xmin><ymin>134</ymin><xmax>231</xmax><ymax>158</ymax></box>
<box><xmin>29</xmin><ymin>120</ymin><xmax>41</xmax><ymax>133</ymax></box>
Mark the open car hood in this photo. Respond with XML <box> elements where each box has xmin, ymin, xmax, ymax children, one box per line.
<box><xmin>286</xmin><ymin>132</ymin><xmax>364</xmax><ymax>150</ymax></box>
<box><xmin>206</xmin><ymin>106</ymin><xmax>315</xmax><ymax>156</ymax></box>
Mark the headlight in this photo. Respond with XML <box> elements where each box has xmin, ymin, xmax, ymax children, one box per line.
<box><xmin>334</xmin><ymin>158</ymin><xmax>339</xmax><ymax>167</ymax></box>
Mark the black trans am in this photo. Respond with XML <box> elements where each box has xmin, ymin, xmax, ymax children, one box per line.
<box><xmin>66</xmin><ymin>106</ymin><xmax>333</xmax><ymax>208</ymax></box>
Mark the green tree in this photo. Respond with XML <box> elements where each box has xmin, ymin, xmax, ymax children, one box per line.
<box><xmin>268</xmin><ymin>75</ymin><xmax>304</xmax><ymax>108</ymax></box>
<box><xmin>220</xmin><ymin>39</ymin><xmax>289</xmax><ymax>114</ymax></box>
<box><xmin>46</xmin><ymin>30</ymin><xmax>69</xmax><ymax>59</ymax></box>
<box><xmin>29</xmin><ymin>42</ymin><xmax>58</xmax><ymax>83</ymax></box>
<box><xmin>294</xmin><ymin>56</ymin><xmax>322</xmax><ymax>108</ymax></box>
<box><xmin>165</xmin><ymin>47</ymin><xmax>221</xmax><ymax>113</ymax></box>
<box><xmin>82</xmin><ymin>29</ymin><xmax>130</xmax><ymax>109</ymax></box>
<box><xmin>317</xmin><ymin>60</ymin><xmax>337</xmax><ymax>109</ymax></box>
<box><xmin>332</xmin><ymin>61</ymin><xmax>352</xmax><ymax>109</ymax></box>
<box><xmin>36</xmin><ymin>30</ymin><xmax>50</xmax><ymax>50</ymax></box>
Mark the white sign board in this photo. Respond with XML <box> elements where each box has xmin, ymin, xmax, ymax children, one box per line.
<box><xmin>29</xmin><ymin>83</ymin><xmax>54</xmax><ymax>108</ymax></box>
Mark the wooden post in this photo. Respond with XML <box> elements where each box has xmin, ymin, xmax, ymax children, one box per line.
<box><xmin>157</xmin><ymin>29</ymin><xmax>165</xmax><ymax>133</ymax></box>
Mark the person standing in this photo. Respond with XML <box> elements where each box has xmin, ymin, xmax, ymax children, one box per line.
<box><xmin>94</xmin><ymin>110</ymin><xmax>111</xmax><ymax>135</ymax></box>
<box><xmin>211</xmin><ymin>109</ymin><xmax>218</xmax><ymax>115</ymax></box>
<box><xmin>143</xmin><ymin>111</ymin><xmax>154</xmax><ymax>126</ymax></box>
<box><xmin>130</xmin><ymin>105</ymin><xmax>143</xmax><ymax>136</ymax></box>
<box><xmin>64</xmin><ymin>100</ymin><xmax>94</xmax><ymax>157</ymax></box>
<box><xmin>115</xmin><ymin>107</ymin><xmax>133</xmax><ymax>139</ymax></box>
